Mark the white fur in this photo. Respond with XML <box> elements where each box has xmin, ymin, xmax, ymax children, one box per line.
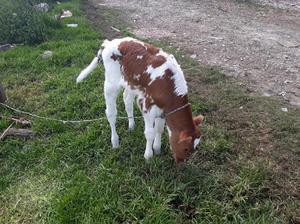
<box><xmin>153</xmin><ymin>118</ymin><xmax>165</xmax><ymax>155</ymax></box>
<box><xmin>156</xmin><ymin>49</ymin><xmax>168</xmax><ymax>58</ymax></box>
<box><xmin>76</xmin><ymin>57</ymin><xmax>99</xmax><ymax>83</ymax></box>
<box><xmin>194</xmin><ymin>138</ymin><xmax>200</xmax><ymax>149</ymax></box>
<box><xmin>168</xmin><ymin>55</ymin><xmax>188</xmax><ymax>96</ymax></box>
<box><xmin>133</xmin><ymin>74</ymin><xmax>141</xmax><ymax>80</ymax></box>
<box><xmin>146</xmin><ymin>64</ymin><xmax>168</xmax><ymax>85</ymax></box>
<box><xmin>76</xmin><ymin>49</ymin><xmax>103</xmax><ymax>83</ymax></box>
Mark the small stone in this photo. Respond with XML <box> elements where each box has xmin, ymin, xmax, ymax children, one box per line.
<box><xmin>239</xmin><ymin>106</ymin><xmax>243</xmax><ymax>109</ymax></box>
<box><xmin>190</xmin><ymin>54</ymin><xmax>197</xmax><ymax>59</ymax></box>
<box><xmin>277</xmin><ymin>39</ymin><xmax>300</xmax><ymax>48</ymax></box>
<box><xmin>42</xmin><ymin>50</ymin><xmax>53</xmax><ymax>59</ymax></box>
<box><xmin>263</xmin><ymin>90</ymin><xmax>274</xmax><ymax>97</ymax></box>
<box><xmin>278</xmin><ymin>91</ymin><xmax>287</xmax><ymax>96</ymax></box>
<box><xmin>244</xmin><ymin>71</ymin><xmax>251</xmax><ymax>76</ymax></box>
<box><xmin>284</xmin><ymin>80</ymin><xmax>293</xmax><ymax>84</ymax></box>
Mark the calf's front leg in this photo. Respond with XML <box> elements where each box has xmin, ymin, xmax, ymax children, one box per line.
<box><xmin>153</xmin><ymin>117</ymin><xmax>165</xmax><ymax>155</ymax></box>
<box><xmin>143</xmin><ymin>112</ymin><xmax>156</xmax><ymax>160</ymax></box>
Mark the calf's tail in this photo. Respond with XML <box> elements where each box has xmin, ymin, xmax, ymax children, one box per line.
<box><xmin>76</xmin><ymin>49</ymin><xmax>103</xmax><ymax>83</ymax></box>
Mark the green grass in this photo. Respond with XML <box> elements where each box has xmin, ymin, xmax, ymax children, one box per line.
<box><xmin>0</xmin><ymin>0</ymin><xmax>299</xmax><ymax>223</ymax></box>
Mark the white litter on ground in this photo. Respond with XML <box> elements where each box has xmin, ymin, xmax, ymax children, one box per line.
<box><xmin>66</xmin><ymin>23</ymin><xmax>78</xmax><ymax>28</ymax></box>
<box><xmin>60</xmin><ymin>10</ymin><xmax>72</xmax><ymax>18</ymax></box>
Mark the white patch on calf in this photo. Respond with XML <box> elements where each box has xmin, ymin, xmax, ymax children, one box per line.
<box><xmin>168</xmin><ymin>55</ymin><xmax>188</xmax><ymax>96</ymax></box>
<box><xmin>137</xmin><ymin>55</ymin><xmax>143</xmax><ymax>60</ymax></box>
<box><xmin>146</xmin><ymin>63</ymin><xmax>168</xmax><ymax>85</ymax></box>
<box><xmin>133</xmin><ymin>74</ymin><xmax>141</xmax><ymax>80</ymax></box>
<box><xmin>156</xmin><ymin>49</ymin><xmax>168</xmax><ymax>58</ymax></box>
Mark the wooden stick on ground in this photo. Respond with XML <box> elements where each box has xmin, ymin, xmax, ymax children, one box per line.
<box><xmin>0</xmin><ymin>122</ymin><xmax>34</xmax><ymax>141</ymax></box>
<box><xmin>5</xmin><ymin>128</ymin><xmax>34</xmax><ymax>139</ymax></box>
<box><xmin>0</xmin><ymin>115</ymin><xmax>31</xmax><ymax>127</ymax></box>
<box><xmin>111</xmin><ymin>26</ymin><xmax>121</xmax><ymax>32</ymax></box>
<box><xmin>0</xmin><ymin>122</ymin><xmax>14</xmax><ymax>141</ymax></box>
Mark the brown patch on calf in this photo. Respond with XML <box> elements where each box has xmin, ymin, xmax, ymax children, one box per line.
<box><xmin>144</xmin><ymin>43</ymin><xmax>160</xmax><ymax>55</ymax></box>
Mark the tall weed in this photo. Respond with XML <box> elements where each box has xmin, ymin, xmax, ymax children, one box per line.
<box><xmin>0</xmin><ymin>0</ymin><xmax>60</xmax><ymax>45</ymax></box>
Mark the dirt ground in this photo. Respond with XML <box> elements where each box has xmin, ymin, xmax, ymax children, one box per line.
<box><xmin>88</xmin><ymin>0</ymin><xmax>300</xmax><ymax>106</ymax></box>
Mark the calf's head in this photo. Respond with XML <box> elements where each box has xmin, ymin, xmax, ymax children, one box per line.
<box><xmin>170</xmin><ymin>115</ymin><xmax>204</xmax><ymax>163</ymax></box>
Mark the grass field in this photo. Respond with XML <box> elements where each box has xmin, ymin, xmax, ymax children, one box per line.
<box><xmin>0</xmin><ymin>0</ymin><xmax>299</xmax><ymax>223</ymax></box>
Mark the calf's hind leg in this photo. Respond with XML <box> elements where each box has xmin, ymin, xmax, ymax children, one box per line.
<box><xmin>123</xmin><ymin>87</ymin><xmax>135</xmax><ymax>130</ymax></box>
<box><xmin>104</xmin><ymin>80</ymin><xmax>121</xmax><ymax>148</ymax></box>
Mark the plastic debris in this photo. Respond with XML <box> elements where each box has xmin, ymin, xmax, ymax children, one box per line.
<box><xmin>281</xmin><ymin>107</ymin><xmax>288</xmax><ymax>112</ymax></box>
<box><xmin>42</xmin><ymin>50</ymin><xmax>53</xmax><ymax>59</ymax></box>
<box><xmin>66</xmin><ymin>23</ymin><xmax>78</xmax><ymax>28</ymax></box>
<box><xmin>60</xmin><ymin>10</ymin><xmax>72</xmax><ymax>18</ymax></box>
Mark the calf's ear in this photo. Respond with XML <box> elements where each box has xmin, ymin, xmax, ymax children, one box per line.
<box><xmin>193</xmin><ymin>115</ymin><xmax>204</xmax><ymax>126</ymax></box>
<box><xmin>178</xmin><ymin>131</ymin><xmax>192</xmax><ymax>144</ymax></box>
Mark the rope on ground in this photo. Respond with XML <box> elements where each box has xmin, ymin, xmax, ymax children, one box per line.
<box><xmin>0</xmin><ymin>102</ymin><xmax>142</xmax><ymax>124</ymax></box>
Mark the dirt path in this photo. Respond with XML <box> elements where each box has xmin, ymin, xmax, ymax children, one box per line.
<box><xmin>88</xmin><ymin>0</ymin><xmax>300</xmax><ymax>106</ymax></box>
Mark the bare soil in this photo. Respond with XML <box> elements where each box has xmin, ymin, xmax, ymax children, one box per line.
<box><xmin>88</xmin><ymin>0</ymin><xmax>300</xmax><ymax>106</ymax></box>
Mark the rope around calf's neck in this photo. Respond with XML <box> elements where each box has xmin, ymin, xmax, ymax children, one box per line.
<box><xmin>162</xmin><ymin>103</ymin><xmax>191</xmax><ymax>118</ymax></box>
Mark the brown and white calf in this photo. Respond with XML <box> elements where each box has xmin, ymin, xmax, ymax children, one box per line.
<box><xmin>77</xmin><ymin>37</ymin><xmax>204</xmax><ymax>163</ymax></box>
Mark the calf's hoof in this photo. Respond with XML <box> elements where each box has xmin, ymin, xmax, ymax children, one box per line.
<box><xmin>128</xmin><ymin>121</ymin><xmax>135</xmax><ymax>131</ymax></box>
<box><xmin>111</xmin><ymin>136</ymin><xmax>119</xmax><ymax>148</ymax></box>
<box><xmin>144</xmin><ymin>149</ymin><xmax>153</xmax><ymax>160</ymax></box>
<box><xmin>153</xmin><ymin>144</ymin><xmax>161</xmax><ymax>155</ymax></box>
